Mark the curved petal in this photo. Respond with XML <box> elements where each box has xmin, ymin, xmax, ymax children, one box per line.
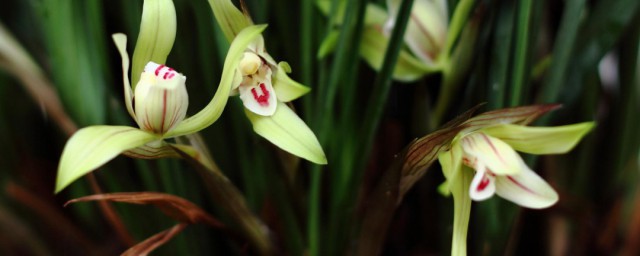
<box><xmin>208</xmin><ymin>0</ymin><xmax>252</xmax><ymax>42</ymax></box>
<box><xmin>165</xmin><ymin>25</ymin><xmax>267</xmax><ymax>138</ymax></box>
<box><xmin>495</xmin><ymin>166</ymin><xmax>559</xmax><ymax>209</ymax></box>
<box><xmin>245</xmin><ymin>102</ymin><xmax>327</xmax><ymax>164</ymax></box>
<box><xmin>56</xmin><ymin>126</ymin><xmax>160</xmax><ymax>193</ymax></box>
<box><xmin>131</xmin><ymin>0</ymin><xmax>177</xmax><ymax>87</ymax></box>
<box><xmin>112</xmin><ymin>34</ymin><xmax>136</xmax><ymax>120</ymax></box>
<box><xmin>481</xmin><ymin>122</ymin><xmax>594</xmax><ymax>155</ymax></box>
<box><xmin>469</xmin><ymin>167</ymin><xmax>496</xmax><ymax>201</ymax></box>
<box><xmin>461</xmin><ymin>133</ymin><xmax>524</xmax><ymax>175</ymax></box>
<box><xmin>272</xmin><ymin>62</ymin><xmax>310</xmax><ymax>102</ymax></box>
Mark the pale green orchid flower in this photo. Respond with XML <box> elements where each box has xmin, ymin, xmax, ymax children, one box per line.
<box><xmin>209</xmin><ymin>0</ymin><xmax>327</xmax><ymax>165</ymax></box>
<box><xmin>55</xmin><ymin>25</ymin><xmax>268</xmax><ymax>193</ymax></box>
<box><xmin>384</xmin><ymin>0</ymin><xmax>449</xmax><ymax>65</ymax></box>
<box><xmin>437</xmin><ymin>105</ymin><xmax>594</xmax><ymax>256</ymax></box>
<box><xmin>316</xmin><ymin>0</ymin><xmax>445</xmax><ymax>81</ymax></box>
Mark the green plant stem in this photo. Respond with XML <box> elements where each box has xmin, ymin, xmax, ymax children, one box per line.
<box><xmin>307</xmin><ymin>164</ymin><xmax>322</xmax><ymax>256</ymax></box>
<box><xmin>509</xmin><ymin>0</ymin><xmax>532</xmax><ymax>106</ymax></box>
<box><xmin>441</xmin><ymin>0</ymin><xmax>475</xmax><ymax>61</ymax></box>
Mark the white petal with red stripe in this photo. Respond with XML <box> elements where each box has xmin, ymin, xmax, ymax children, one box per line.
<box><xmin>469</xmin><ymin>166</ymin><xmax>496</xmax><ymax>201</ymax></box>
<box><xmin>495</xmin><ymin>165</ymin><xmax>559</xmax><ymax>209</ymax></box>
<box><xmin>238</xmin><ymin>67</ymin><xmax>277</xmax><ymax>116</ymax></box>
<box><xmin>461</xmin><ymin>132</ymin><xmax>524</xmax><ymax>175</ymax></box>
<box><xmin>134</xmin><ymin>62</ymin><xmax>188</xmax><ymax>134</ymax></box>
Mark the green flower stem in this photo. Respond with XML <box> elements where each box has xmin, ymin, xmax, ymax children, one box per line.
<box><xmin>441</xmin><ymin>0</ymin><xmax>475</xmax><ymax>62</ymax></box>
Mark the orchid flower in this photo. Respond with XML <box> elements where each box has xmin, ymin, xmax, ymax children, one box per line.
<box><xmin>55</xmin><ymin>0</ymin><xmax>268</xmax><ymax>193</ymax></box>
<box><xmin>436</xmin><ymin>105</ymin><xmax>594</xmax><ymax>256</ymax></box>
<box><xmin>315</xmin><ymin>0</ymin><xmax>448</xmax><ymax>81</ymax></box>
<box><xmin>209</xmin><ymin>0</ymin><xmax>327</xmax><ymax>165</ymax></box>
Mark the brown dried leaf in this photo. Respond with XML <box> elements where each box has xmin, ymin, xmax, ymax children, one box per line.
<box><xmin>65</xmin><ymin>192</ymin><xmax>223</xmax><ymax>228</ymax></box>
<box><xmin>121</xmin><ymin>223</ymin><xmax>187</xmax><ymax>256</ymax></box>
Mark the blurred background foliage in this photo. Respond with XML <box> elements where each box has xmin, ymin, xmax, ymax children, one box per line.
<box><xmin>0</xmin><ymin>0</ymin><xmax>639</xmax><ymax>255</ymax></box>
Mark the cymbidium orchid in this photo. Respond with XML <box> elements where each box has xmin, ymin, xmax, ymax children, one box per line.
<box><xmin>209</xmin><ymin>0</ymin><xmax>326</xmax><ymax>165</ymax></box>
<box><xmin>436</xmin><ymin>105</ymin><xmax>594</xmax><ymax>256</ymax></box>
<box><xmin>316</xmin><ymin>0</ymin><xmax>449</xmax><ymax>81</ymax></box>
<box><xmin>55</xmin><ymin>0</ymin><xmax>269</xmax><ymax>192</ymax></box>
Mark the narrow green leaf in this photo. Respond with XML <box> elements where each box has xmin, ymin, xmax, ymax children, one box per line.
<box><xmin>56</xmin><ymin>126</ymin><xmax>160</xmax><ymax>193</ymax></box>
<box><xmin>245</xmin><ymin>102</ymin><xmax>327</xmax><ymax>164</ymax></box>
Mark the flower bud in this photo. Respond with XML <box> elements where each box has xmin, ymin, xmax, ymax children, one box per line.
<box><xmin>134</xmin><ymin>62</ymin><xmax>188</xmax><ymax>134</ymax></box>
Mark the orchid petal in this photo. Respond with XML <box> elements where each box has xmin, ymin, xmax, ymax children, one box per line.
<box><xmin>131</xmin><ymin>0</ymin><xmax>177</xmax><ymax>87</ymax></box>
<box><xmin>469</xmin><ymin>166</ymin><xmax>496</xmax><ymax>201</ymax></box>
<box><xmin>245</xmin><ymin>102</ymin><xmax>327</xmax><ymax>164</ymax></box>
<box><xmin>461</xmin><ymin>133</ymin><xmax>524</xmax><ymax>175</ymax></box>
<box><xmin>239</xmin><ymin>73</ymin><xmax>277</xmax><ymax>116</ymax></box>
<box><xmin>112</xmin><ymin>34</ymin><xmax>136</xmax><ymax>120</ymax></box>
<box><xmin>482</xmin><ymin>122</ymin><xmax>594</xmax><ymax>155</ymax></box>
<box><xmin>165</xmin><ymin>25</ymin><xmax>267</xmax><ymax>138</ymax></box>
<box><xmin>495</xmin><ymin>166</ymin><xmax>559</xmax><ymax>209</ymax></box>
<box><xmin>360</xmin><ymin>26</ymin><xmax>439</xmax><ymax>82</ymax></box>
<box><xmin>395</xmin><ymin>0</ymin><xmax>449</xmax><ymax>64</ymax></box>
<box><xmin>56</xmin><ymin>126</ymin><xmax>160</xmax><ymax>193</ymax></box>
<box><xmin>134</xmin><ymin>63</ymin><xmax>189</xmax><ymax>134</ymax></box>
<box><xmin>208</xmin><ymin>0</ymin><xmax>252</xmax><ymax>42</ymax></box>
<box><xmin>272</xmin><ymin>62</ymin><xmax>310</xmax><ymax>102</ymax></box>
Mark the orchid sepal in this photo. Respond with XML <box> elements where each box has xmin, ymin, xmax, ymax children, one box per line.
<box><xmin>131</xmin><ymin>0</ymin><xmax>177</xmax><ymax>87</ymax></box>
<box><xmin>56</xmin><ymin>126</ymin><xmax>161</xmax><ymax>193</ymax></box>
<box><xmin>245</xmin><ymin>102</ymin><xmax>327</xmax><ymax>165</ymax></box>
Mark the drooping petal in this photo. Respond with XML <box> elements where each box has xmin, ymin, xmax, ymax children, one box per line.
<box><xmin>134</xmin><ymin>62</ymin><xmax>188</xmax><ymax>134</ymax></box>
<box><xmin>461</xmin><ymin>132</ymin><xmax>524</xmax><ymax>175</ymax></box>
<box><xmin>272</xmin><ymin>62</ymin><xmax>310</xmax><ymax>102</ymax></box>
<box><xmin>131</xmin><ymin>0</ymin><xmax>177</xmax><ymax>87</ymax></box>
<box><xmin>208</xmin><ymin>0</ymin><xmax>252</xmax><ymax>42</ymax></box>
<box><xmin>165</xmin><ymin>25</ymin><xmax>267</xmax><ymax>138</ymax></box>
<box><xmin>495</xmin><ymin>165</ymin><xmax>559</xmax><ymax>209</ymax></box>
<box><xmin>112</xmin><ymin>33</ymin><xmax>136</xmax><ymax>120</ymax></box>
<box><xmin>481</xmin><ymin>122</ymin><xmax>594</xmax><ymax>155</ymax></box>
<box><xmin>56</xmin><ymin>126</ymin><xmax>160</xmax><ymax>193</ymax></box>
<box><xmin>245</xmin><ymin>102</ymin><xmax>327</xmax><ymax>164</ymax></box>
<box><xmin>238</xmin><ymin>66</ymin><xmax>277</xmax><ymax>116</ymax></box>
<box><xmin>469</xmin><ymin>166</ymin><xmax>496</xmax><ymax>201</ymax></box>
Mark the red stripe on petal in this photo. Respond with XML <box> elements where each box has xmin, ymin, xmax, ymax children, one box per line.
<box><xmin>507</xmin><ymin>176</ymin><xmax>539</xmax><ymax>195</ymax></box>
